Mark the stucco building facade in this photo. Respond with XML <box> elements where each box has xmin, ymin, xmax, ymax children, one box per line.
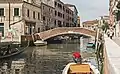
<box><xmin>41</xmin><ymin>3</ymin><xmax>55</xmax><ymax>31</ymax></box>
<box><xmin>54</xmin><ymin>0</ymin><xmax>74</xmax><ymax>27</ymax></box>
<box><xmin>64</xmin><ymin>4</ymin><xmax>78</xmax><ymax>27</ymax></box>
<box><xmin>0</xmin><ymin>0</ymin><xmax>42</xmax><ymax>41</ymax></box>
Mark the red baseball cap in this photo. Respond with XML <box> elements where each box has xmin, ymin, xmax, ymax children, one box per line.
<box><xmin>73</xmin><ymin>52</ymin><xmax>81</xmax><ymax>58</ymax></box>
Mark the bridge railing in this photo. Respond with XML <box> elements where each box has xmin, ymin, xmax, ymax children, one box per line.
<box><xmin>104</xmin><ymin>35</ymin><xmax>120</xmax><ymax>74</ymax></box>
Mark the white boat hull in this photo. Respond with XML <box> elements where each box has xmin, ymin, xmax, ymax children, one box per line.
<box><xmin>34</xmin><ymin>40</ymin><xmax>47</xmax><ymax>46</ymax></box>
<box><xmin>62</xmin><ymin>62</ymin><xmax>100</xmax><ymax>74</ymax></box>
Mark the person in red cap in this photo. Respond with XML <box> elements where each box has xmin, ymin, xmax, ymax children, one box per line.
<box><xmin>72</xmin><ymin>52</ymin><xmax>82</xmax><ymax>64</ymax></box>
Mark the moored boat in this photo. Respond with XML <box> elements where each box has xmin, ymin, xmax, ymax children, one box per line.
<box><xmin>86</xmin><ymin>41</ymin><xmax>95</xmax><ymax>49</ymax></box>
<box><xmin>34</xmin><ymin>40</ymin><xmax>47</xmax><ymax>46</ymax></box>
<box><xmin>0</xmin><ymin>41</ymin><xmax>29</xmax><ymax>59</ymax></box>
<box><xmin>62</xmin><ymin>62</ymin><xmax>100</xmax><ymax>74</ymax></box>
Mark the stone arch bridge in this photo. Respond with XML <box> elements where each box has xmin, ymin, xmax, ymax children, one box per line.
<box><xmin>35</xmin><ymin>27</ymin><xmax>96</xmax><ymax>41</ymax></box>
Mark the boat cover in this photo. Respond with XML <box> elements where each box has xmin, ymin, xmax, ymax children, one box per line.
<box><xmin>69</xmin><ymin>64</ymin><xmax>91</xmax><ymax>73</ymax></box>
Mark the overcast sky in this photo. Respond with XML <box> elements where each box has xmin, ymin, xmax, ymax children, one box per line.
<box><xmin>62</xmin><ymin>0</ymin><xmax>109</xmax><ymax>22</ymax></box>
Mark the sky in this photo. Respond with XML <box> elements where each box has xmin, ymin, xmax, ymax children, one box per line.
<box><xmin>62</xmin><ymin>0</ymin><xmax>109</xmax><ymax>22</ymax></box>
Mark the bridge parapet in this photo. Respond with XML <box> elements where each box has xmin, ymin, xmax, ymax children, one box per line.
<box><xmin>36</xmin><ymin>27</ymin><xmax>96</xmax><ymax>40</ymax></box>
<box><xmin>104</xmin><ymin>35</ymin><xmax>120</xmax><ymax>74</ymax></box>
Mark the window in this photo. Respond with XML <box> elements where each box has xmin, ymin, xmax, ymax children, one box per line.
<box><xmin>57</xmin><ymin>3</ymin><xmax>59</xmax><ymax>7</ymax></box>
<box><xmin>49</xmin><ymin>8</ymin><xmax>50</xmax><ymax>12</ymax></box>
<box><xmin>58</xmin><ymin>12</ymin><xmax>60</xmax><ymax>17</ymax></box>
<box><xmin>0</xmin><ymin>8</ymin><xmax>4</xmax><ymax>16</ymax></box>
<box><xmin>58</xmin><ymin>12</ymin><xmax>62</xmax><ymax>17</ymax></box>
<box><xmin>43</xmin><ymin>16</ymin><xmax>45</xmax><ymax>20</ymax></box>
<box><xmin>15</xmin><ymin>69</ymin><xmax>20</xmax><ymax>74</ymax></box>
<box><xmin>54</xmin><ymin>20</ymin><xmax>56</xmax><ymax>25</ymax></box>
<box><xmin>55</xmin><ymin>2</ymin><xmax>57</xmax><ymax>7</ymax></box>
<box><xmin>63</xmin><ymin>6</ymin><xmax>65</xmax><ymax>11</ymax></box>
<box><xmin>0</xmin><ymin>23</ymin><xmax>4</xmax><ymax>37</ymax></box>
<box><xmin>27</xmin><ymin>9</ymin><xmax>29</xmax><ymax>17</ymax></box>
<box><xmin>55</xmin><ymin>11</ymin><xmax>57</xmax><ymax>16</ymax></box>
<box><xmin>63</xmin><ymin>14</ymin><xmax>64</xmax><ymax>18</ymax></box>
<box><xmin>33</xmin><ymin>11</ymin><xmax>35</xmax><ymax>19</ymax></box>
<box><xmin>14</xmin><ymin>8</ymin><xmax>19</xmax><ymax>16</ymax></box>
<box><xmin>38</xmin><ymin>12</ymin><xmax>40</xmax><ymax>20</ymax></box>
<box><xmin>51</xmin><ymin>10</ymin><xmax>53</xmax><ymax>13</ymax></box>
<box><xmin>38</xmin><ymin>28</ymin><xmax>40</xmax><ymax>32</ymax></box>
<box><xmin>58</xmin><ymin>20</ymin><xmax>62</xmax><ymax>27</ymax></box>
<box><xmin>43</xmin><ymin>6</ymin><xmax>44</xmax><ymax>10</ymax></box>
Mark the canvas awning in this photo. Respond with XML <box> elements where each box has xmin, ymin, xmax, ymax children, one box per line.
<box><xmin>70</xmin><ymin>64</ymin><xmax>91</xmax><ymax>73</ymax></box>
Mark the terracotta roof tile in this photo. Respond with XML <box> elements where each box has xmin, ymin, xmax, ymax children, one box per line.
<box><xmin>82</xmin><ymin>20</ymin><xmax>99</xmax><ymax>25</ymax></box>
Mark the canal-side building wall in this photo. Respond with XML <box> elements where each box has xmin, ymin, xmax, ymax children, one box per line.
<box><xmin>0</xmin><ymin>0</ymin><xmax>42</xmax><ymax>42</ymax></box>
<box><xmin>64</xmin><ymin>5</ymin><xmax>74</xmax><ymax>27</ymax></box>
<box><xmin>77</xmin><ymin>16</ymin><xmax>81</xmax><ymax>27</ymax></box>
<box><xmin>64</xmin><ymin>4</ymin><xmax>78</xmax><ymax>27</ymax></box>
<box><xmin>41</xmin><ymin>2</ymin><xmax>55</xmax><ymax>31</ymax></box>
<box><xmin>54</xmin><ymin>0</ymin><xmax>74</xmax><ymax>27</ymax></box>
<box><xmin>54</xmin><ymin>0</ymin><xmax>65</xmax><ymax>27</ymax></box>
<box><xmin>0</xmin><ymin>0</ymin><xmax>79</xmax><ymax>42</ymax></box>
<box><xmin>109</xmin><ymin>0</ymin><xmax>120</xmax><ymax>37</ymax></box>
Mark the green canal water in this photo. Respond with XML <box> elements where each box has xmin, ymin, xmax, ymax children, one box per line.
<box><xmin>0</xmin><ymin>38</ymin><xmax>98</xmax><ymax>74</ymax></box>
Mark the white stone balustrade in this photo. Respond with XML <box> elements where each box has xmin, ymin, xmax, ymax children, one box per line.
<box><xmin>104</xmin><ymin>34</ymin><xmax>120</xmax><ymax>74</ymax></box>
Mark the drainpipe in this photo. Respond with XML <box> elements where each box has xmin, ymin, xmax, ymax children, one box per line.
<box><xmin>9</xmin><ymin>2</ymin><xmax>10</xmax><ymax>29</ymax></box>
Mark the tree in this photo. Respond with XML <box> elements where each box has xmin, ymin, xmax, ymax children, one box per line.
<box><xmin>101</xmin><ymin>22</ymin><xmax>109</xmax><ymax>33</ymax></box>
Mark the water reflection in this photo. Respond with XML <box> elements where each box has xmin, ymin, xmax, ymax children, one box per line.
<box><xmin>0</xmin><ymin>38</ymin><xmax>97</xmax><ymax>74</ymax></box>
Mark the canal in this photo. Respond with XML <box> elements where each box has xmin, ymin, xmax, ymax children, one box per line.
<box><xmin>0</xmin><ymin>38</ymin><xmax>97</xmax><ymax>74</ymax></box>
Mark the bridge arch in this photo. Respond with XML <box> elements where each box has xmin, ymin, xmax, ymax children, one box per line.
<box><xmin>42</xmin><ymin>31</ymin><xmax>94</xmax><ymax>41</ymax></box>
<box><xmin>35</xmin><ymin>27</ymin><xmax>96</xmax><ymax>41</ymax></box>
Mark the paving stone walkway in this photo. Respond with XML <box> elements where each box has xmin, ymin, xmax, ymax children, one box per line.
<box><xmin>112</xmin><ymin>37</ymin><xmax>120</xmax><ymax>46</ymax></box>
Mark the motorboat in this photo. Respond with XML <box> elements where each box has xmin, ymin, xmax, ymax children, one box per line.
<box><xmin>86</xmin><ymin>41</ymin><xmax>95</xmax><ymax>49</ymax></box>
<box><xmin>34</xmin><ymin>40</ymin><xmax>47</xmax><ymax>46</ymax></box>
<box><xmin>62</xmin><ymin>62</ymin><xmax>100</xmax><ymax>74</ymax></box>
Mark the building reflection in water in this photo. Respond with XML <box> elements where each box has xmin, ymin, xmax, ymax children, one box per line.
<box><xmin>0</xmin><ymin>59</ymin><xmax>25</xmax><ymax>74</ymax></box>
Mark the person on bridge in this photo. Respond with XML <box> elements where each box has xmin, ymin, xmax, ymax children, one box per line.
<box><xmin>72</xmin><ymin>52</ymin><xmax>82</xmax><ymax>64</ymax></box>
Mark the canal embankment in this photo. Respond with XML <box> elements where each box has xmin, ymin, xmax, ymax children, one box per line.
<box><xmin>104</xmin><ymin>35</ymin><xmax>120</xmax><ymax>74</ymax></box>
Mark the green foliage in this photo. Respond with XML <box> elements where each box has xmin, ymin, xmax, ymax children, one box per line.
<box><xmin>101</xmin><ymin>22</ymin><xmax>109</xmax><ymax>33</ymax></box>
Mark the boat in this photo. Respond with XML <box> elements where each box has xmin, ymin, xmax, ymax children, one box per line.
<box><xmin>62</xmin><ymin>62</ymin><xmax>100</xmax><ymax>74</ymax></box>
<box><xmin>34</xmin><ymin>40</ymin><xmax>47</xmax><ymax>46</ymax></box>
<box><xmin>0</xmin><ymin>41</ymin><xmax>29</xmax><ymax>59</ymax></box>
<box><xmin>86</xmin><ymin>41</ymin><xmax>95</xmax><ymax>49</ymax></box>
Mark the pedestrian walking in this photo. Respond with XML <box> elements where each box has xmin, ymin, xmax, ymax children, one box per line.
<box><xmin>110</xmin><ymin>31</ymin><xmax>113</xmax><ymax>39</ymax></box>
<box><xmin>107</xmin><ymin>30</ymin><xmax>110</xmax><ymax>37</ymax></box>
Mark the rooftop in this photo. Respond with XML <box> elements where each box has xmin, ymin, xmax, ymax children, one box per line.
<box><xmin>82</xmin><ymin>20</ymin><xmax>99</xmax><ymax>26</ymax></box>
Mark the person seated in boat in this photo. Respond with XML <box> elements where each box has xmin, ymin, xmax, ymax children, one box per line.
<box><xmin>72</xmin><ymin>52</ymin><xmax>82</xmax><ymax>64</ymax></box>
<box><xmin>6</xmin><ymin>45</ymin><xmax>11</xmax><ymax>54</ymax></box>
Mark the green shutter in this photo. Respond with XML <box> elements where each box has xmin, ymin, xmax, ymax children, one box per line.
<box><xmin>0</xmin><ymin>8</ymin><xmax>4</xmax><ymax>16</ymax></box>
<box><xmin>14</xmin><ymin>8</ymin><xmax>19</xmax><ymax>16</ymax></box>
